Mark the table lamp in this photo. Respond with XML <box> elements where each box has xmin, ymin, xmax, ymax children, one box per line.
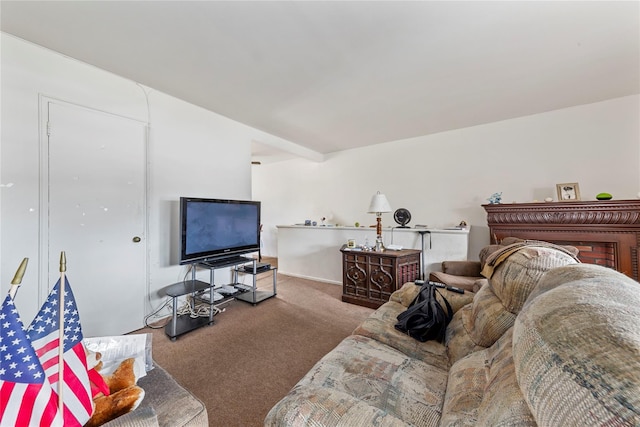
<box><xmin>368</xmin><ymin>191</ymin><xmax>392</xmax><ymax>251</ymax></box>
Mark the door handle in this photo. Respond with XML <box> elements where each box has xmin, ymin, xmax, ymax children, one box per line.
<box><xmin>132</xmin><ymin>236</ymin><xmax>141</xmax><ymax>243</ymax></box>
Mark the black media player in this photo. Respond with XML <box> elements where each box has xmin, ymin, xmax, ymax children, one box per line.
<box><xmin>243</xmin><ymin>263</ymin><xmax>271</xmax><ymax>273</ymax></box>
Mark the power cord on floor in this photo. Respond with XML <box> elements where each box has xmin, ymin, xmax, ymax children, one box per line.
<box><xmin>144</xmin><ymin>297</ymin><xmax>173</xmax><ymax>329</ymax></box>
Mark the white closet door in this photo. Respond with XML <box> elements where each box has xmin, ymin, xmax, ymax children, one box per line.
<box><xmin>47</xmin><ymin>101</ymin><xmax>146</xmax><ymax>337</ymax></box>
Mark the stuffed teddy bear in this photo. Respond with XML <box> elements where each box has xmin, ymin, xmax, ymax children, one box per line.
<box><xmin>84</xmin><ymin>352</ymin><xmax>146</xmax><ymax>427</ymax></box>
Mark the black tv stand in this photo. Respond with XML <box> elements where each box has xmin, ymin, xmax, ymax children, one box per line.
<box><xmin>163</xmin><ymin>255</ymin><xmax>276</xmax><ymax>340</ymax></box>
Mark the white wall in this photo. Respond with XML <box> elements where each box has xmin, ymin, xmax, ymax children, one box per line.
<box><xmin>253</xmin><ymin>95</ymin><xmax>640</xmax><ymax>261</ymax></box>
<box><xmin>0</xmin><ymin>34</ymin><xmax>294</xmax><ymax>321</ymax></box>
<box><xmin>3</xmin><ymin>33</ymin><xmax>638</xmax><ymax>321</ymax></box>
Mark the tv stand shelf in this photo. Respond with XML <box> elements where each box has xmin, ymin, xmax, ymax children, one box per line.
<box><xmin>163</xmin><ymin>256</ymin><xmax>276</xmax><ymax>340</ymax></box>
<box><xmin>233</xmin><ymin>264</ymin><xmax>277</xmax><ymax>305</ymax></box>
<box><xmin>164</xmin><ymin>279</ymin><xmax>215</xmax><ymax>341</ymax></box>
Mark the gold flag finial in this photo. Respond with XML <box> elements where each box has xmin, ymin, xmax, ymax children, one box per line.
<box><xmin>60</xmin><ymin>251</ymin><xmax>66</xmax><ymax>273</ymax></box>
<box><xmin>11</xmin><ymin>258</ymin><xmax>29</xmax><ymax>285</ymax></box>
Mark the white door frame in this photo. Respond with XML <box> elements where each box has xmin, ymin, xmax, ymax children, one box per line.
<box><xmin>38</xmin><ymin>95</ymin><xmax>149</xmax><ymax>317</ymax></box>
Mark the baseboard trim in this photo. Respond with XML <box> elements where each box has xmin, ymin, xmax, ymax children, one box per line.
<box><xmin>277</xmin><ymin>271</ymin><xmax>341</xmax><ymax>285</ymax></box>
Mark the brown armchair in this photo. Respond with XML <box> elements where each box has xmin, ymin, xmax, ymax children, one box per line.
<box><xmin>428</xmin><ymin>260</ymin><xmax>486</xmax><ymax>293</ymax></box>
<box><xmin>428</xmin><ymin>237</ymin><xmax>525</xmax><ymax>293</ymax></box>
<box><xmin>429</xmin><ymin>237</ymin><xmax>580</xmax><ymax>293</ymax></box>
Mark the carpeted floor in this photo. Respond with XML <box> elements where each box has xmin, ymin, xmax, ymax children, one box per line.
<box><xmin>133</xmin><ymin>259</ymin><xmax>373</xmax><ymax>426</ymax></box>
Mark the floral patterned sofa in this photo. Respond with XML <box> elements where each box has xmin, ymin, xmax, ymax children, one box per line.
<box><xmin>265</xmin><ymin>241</ymin><xmax>640</xmax><ymax>426</ymax></box>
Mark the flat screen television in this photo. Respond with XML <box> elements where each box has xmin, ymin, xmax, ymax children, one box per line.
<box><xmin>180</xmin><ymin>197</ymin><xmax>261</xmax><ymax>264</ymax></box>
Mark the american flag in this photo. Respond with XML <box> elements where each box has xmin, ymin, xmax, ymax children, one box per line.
<box><xmin>26</xmin><ymin>278</ymin><xmax>94</xmax><ymax>426</ymax></box>
<box><xmin>0</xmin><ymin>294</ymin><xmax>62</xmax><ymax>426</ymax></box>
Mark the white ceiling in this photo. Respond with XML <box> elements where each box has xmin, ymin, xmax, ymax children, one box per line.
<box><xmin>2</xmin><ymin>1</ymin><xmax>639</xmax><ymax>162</ymax></box>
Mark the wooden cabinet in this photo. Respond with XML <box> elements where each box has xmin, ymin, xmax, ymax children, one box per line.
<box><xmin>340</xmin><ymin>246</ymin><xmax>421</xmax><ymax>308</ymax></box>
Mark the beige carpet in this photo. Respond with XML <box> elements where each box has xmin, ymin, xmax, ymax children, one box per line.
<box><xmin>133</xmin><ymin>260</ymin><xmax>373</xmax><ymax>426</ymax></box>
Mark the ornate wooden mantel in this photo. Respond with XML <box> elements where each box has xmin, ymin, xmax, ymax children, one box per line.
<box><xmin>483</xmin><ymin>200</ymin><xmax>640</xmax><ymax>281</ymax></box>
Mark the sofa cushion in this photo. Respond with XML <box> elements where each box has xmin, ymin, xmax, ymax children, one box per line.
<box><xmin>353</xmin><ymin>301</ymin><xmax>449</xmax><ymax>370</ymax></box>
<box><xmin>357</xmin><ymin>283</ymin><xmax>473</xmax><ymax>368</ymax></box>
<box><xmin>440</xmin><ymin>347</ymin><xmax>488</xmax><ymax>426</ymax></box>
<box><xmin>478</xmin><ymin>244</ymin><xmax>506</xmax><ymax>268</ymax></box>
<box><xmin>389</xmin><ymin>282</ymin><xmax>473</xmax><ymax>312</ymax></box>
<box><xmin>446</xmin><ymin>243</ymin><xmax>580</xmax><ymax>365</ymax></box>
<box><xmin>436</xmin><ymin>287</ymin><xmax>474</xmax><ymax>313</ymax></box>
<box><xmin>389</xmin><ymin>281</ymin><xmax>422</xmax><ymax>306</ymax></box>
<box><xmin>484</xmin><ymin>243</ymin><xmax>580</xmax><ymax>313</ymax></box>
<box><xmin>464</xmin><ymin>283</ymin><xmax>516</xmax><ymax>348</ymax></box>
<box><xmin>472</xmin><ymin>278</ymin><xmax>488</xmax><ymax>293</ymax></box>
<box><xmin>477</xmin><ymin>238</ymin><xmax>524</xmax><ymax>267</ymax></box>
<box><xmin>282</xmin><ymin>334</ymin><xmax>449</xmax><ymax>426</ymax></box>
<box><xmin>444</xmin><ymin>305</ymin><xmax>485</xmax><ymax>364</ymax></box>
<box><xmin>513</xmin><ymin>264</ymin><xmax>640</xmax><ymax>426</ymax></box>
<box><xmin>525</xmin><ymin>262</ymin><xmax>613</xmax><ymax>304</ymax></box>
<box><xmin>442</xmin><ymin>326</ymin><xmax>537</xmax><ymax>427</ymax></box>
<box><xmin>475</xmin><ymin>328</ymin><xmax>535</xmax><ymax>427</ymax></box>
<box><xmin>264</xmin><ymin>386</ymin><xmax>408</xmax><ymax>427</ymax></box>
<box><xmin>428</xmin><ymin>271</ymin><xmax>479</xmax><ymax>292</ymax></box>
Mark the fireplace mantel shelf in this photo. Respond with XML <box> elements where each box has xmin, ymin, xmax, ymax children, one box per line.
<box><xmin>483</xmin><ymin>200</ymin><xmax>640</xmax><ymax>281</ymax></box>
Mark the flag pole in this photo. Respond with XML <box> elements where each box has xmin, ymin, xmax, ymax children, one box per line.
<box><xmin>58</xmin><ymin>251</ymin><xmax>66</xmax><ymax>413</ymax></box>
<box><xmin>9</xmin><ymin>257</ymin><xmax>28</xmax><ymax>300</ymax></box>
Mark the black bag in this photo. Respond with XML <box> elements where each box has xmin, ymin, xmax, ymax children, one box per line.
<box><xmin>394</xmin><ymin>283</ymin><xmax>453</xmax><ymax>342</ymax></box>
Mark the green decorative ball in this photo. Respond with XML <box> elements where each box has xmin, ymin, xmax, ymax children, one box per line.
<box><xmin>354</xmin><ymin>222</ymin><xmax>360</xmax><ymax>227</ymax></box>
<box><xmin>596</xmin><ymin>192</ymin><xmax>612</xmax><ymax>200</ymax></box>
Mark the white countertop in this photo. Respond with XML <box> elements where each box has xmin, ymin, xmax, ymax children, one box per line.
<box><xmin>276</xmin><ymin>225</ymin><xmax>470</xmax><ymax>234</ymax></box>
<box><xmin>276</xmin><ymin>225</ymin><xmax>470</xmax><ymax>284</ymax></box>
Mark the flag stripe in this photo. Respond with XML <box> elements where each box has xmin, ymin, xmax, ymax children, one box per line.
<box><xmin>25</xmin><ymin>278</ymin><xmax>94</xmax><ymax>426</ymax></box>
<box><xmin>0</xmin><ymin>295</ymin><xmax>63</xmax><ymax>427</ymax></box>
<box><xmin>35</xmin><ymin>386</ymin><xmax>62</xmax><ymax>427</ymax></box>
<box><xmin>31</xmin><ymin>334</ymin><xmax>63</xmax><ymax>382</ymax></box>
<box><xmin>63</xmin><ymin>357</ymin><xmax>93</xmax><ymax>415</ymax></box>
<box><xmin>18</xmin><ymin>383</ymin><xmax>39</xmax><ymax>426</ymax></box>
<box><xmin>34</xmin><ymin>338</ymin><xmax>59</xmax><ymax>359</ymax></box>
<box><xmin>0</xmin><ymin>381</ymin><xmax>19</xmax><ymax>424</ymax></box>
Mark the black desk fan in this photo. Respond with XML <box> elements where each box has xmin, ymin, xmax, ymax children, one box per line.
<box><xmin>393</xmin><ymin>208</ymin><xmax>411</xmax><ymax>228</ymax></box>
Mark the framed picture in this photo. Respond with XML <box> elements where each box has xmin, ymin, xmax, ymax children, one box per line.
<box><xmin>556</xmin><ymin>183</ymin><xmax>581</xmax><ymax>201</ymax></box>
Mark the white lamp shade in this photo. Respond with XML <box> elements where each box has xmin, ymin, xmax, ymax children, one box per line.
<box><xmin>368</xmin><ymin>192</ymin><xmax>392</xmax><ymax>214</ymax></box>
